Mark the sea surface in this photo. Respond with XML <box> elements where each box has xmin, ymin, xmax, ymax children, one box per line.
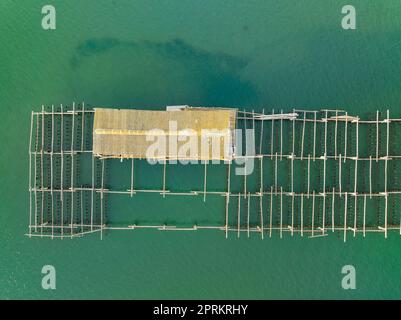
<box><xmin>1</xmin><ymin>0</ymin><xmax>401</xmax><ymax>299</ymax></box>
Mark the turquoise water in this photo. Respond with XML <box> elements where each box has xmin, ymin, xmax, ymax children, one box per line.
<box><xmin>1</xmin><ymin>0</ymin><xmax>401</xmax><ymax>299</ymax></box>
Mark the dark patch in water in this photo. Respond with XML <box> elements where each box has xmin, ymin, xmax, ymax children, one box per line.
<box><xmin>70</xmin><ymin>38</ymin><xmax>258</xmax><ymax>105</ymax></box>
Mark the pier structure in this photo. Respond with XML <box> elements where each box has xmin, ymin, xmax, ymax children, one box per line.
<box><xmin>28</xmin><ymin>104</ymin><xmax>401</xmax><ymax>240</ymax></box>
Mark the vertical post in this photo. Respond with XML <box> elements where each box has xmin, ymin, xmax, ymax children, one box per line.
<box><xmin>70</xmin><ymin>102</ymin><xmax>75</xmax><ymax>238</ymax></box>
<box><xmin>301</xmin><ymin>112</ymin><xmax>306</xmax><ymax>160</ymax></box>
<box><xmin>244</xmin><ymin>109</ymin><xmax>247</xmax><ymax>199</ymax></box>
<box><xmin>353</xmin><ymin>196</ymin><xmax>358</xmax><ymax>238</ymax></box>
<box><xmin>291</xmin><ymin>118</ymin><xmax>295</xmax><ymax>193</ymax></box>
<box><xmin>41</xmin><ymin>105</ymin><xmax>45</xmax><ymax>236</ymax></box>
<box><xmin>252</xmin><ymin>110</ymin><xmax>256</xmax><ymax>156</ymax></box>
<box><xmin>237</xmin><ymin>193</ymin><xmax>241</xmax><ymax>238</ymax></box>
<box><xmin>28</xmin><ymin>111</ymin><xmax>34</xmax><ymax>237</ymax></box>
<box><xmin>280</xmin><ymin>109</ymin><xmax>283</xmax><ymax>161</ymax></box>
<box><xmin>369</xmin><ymin>156</ymin><xmax>372</xmax><ymax>198</ymax></box>
<box><xmin>225</xmin><ymin>161</ymin><xmax>231</xmax><ymax>238</ymax></box>
<box><xmin>363</xmin><ymin>194</ymin><xmax>367</xmax><ymax>237</ymax></box>
<box><xmin>269</xmin><ymin>186</ymin><xmax>273</xmax><ymax>238</ymax></box>
<box><xmin>334</xmin><ymin>110</ymin><xmax>338</xmax><ymax>159</ymax></box>
<box><xmin>270</xmin><ymin>109</ymin><xmax>275</xmax><ymax>158</ymax></box>
<box><xmin>291</xmin><ymin>195</ymin><xmax>294</xmax><ymax>237</ymax></box>
<box><xmin>90</xmin><ymin>155</ymin><xmax>94</xmax><ymax>231</ymax></box>
<box><xmin>81</xmin><ymin>102</ymin><xmax>85</xmax><ymax>152</ymax></box>
<box><xmin>344</xmin><ymin>112</ymin><xmax>348</xmax><ymax>162</ymax></box>
<box><xmin>259</xmin><ymin>156</ymin><xmax>264</xmax><ymax>239</ymax></box>
<box><xmin>344</xmin><ymin>192</ymin><xmax>348</xmax><ymax>242</ymax></box>
<box><xmin>34</xmin><ymin>115</ymin><xmax>39</xmax><ymax>233</ymax></box>
<box><xmin>384</xmin><ymin>193</ymin><xmax>388</xmax><ymax>239</ymax></box>
<box><xmin>247</xmin><ymin>192</ymin><xmax>250</xmax><ymax>238</ymax></box>
<box><xmin>307</xmin><ymin>154</ymin><xmax>311</xmax><ymax>198</ymax></box>
<box><xmin>313</xmin><ymin>111</ymin><xmax>317</xmax><ymax>161</ymax></box>
<box><xmin>51</xmin><ymin>105</ymin><xmax>54</xmax><ymax>239</ymax></box>
<box><xmin>353</xmin><ymin>119</ymin><xmax>359</xmax><ymax>238</ymax></box>
<box><xmin>322</xmin><ymin>111</ymin><xmax>328</xmax><ymax>234</ymax></box>
<box><xmin>311</xmin><ymin>190</ymin><xmax>315</xmax><ymax>237</ymax></box>
<box><xmin>60</xmin><ymin>104</ymin><xmax>64</xmax><ymax>239</ymax></box>
<box><xmin>332</xmin><ymin>187</ymin><xmax>335</xmax><ymax>232</ymax></box>
<box><xmin>203</xmin><ymin>161</ymin><xmax>207</xmax><ymax>202</ymax></box>
<box><xmin>275</xmin><ymin>152</ymin><xmax>278</xmax><ymax>194</ymax></box>
<box><xmin>291</xmin><ymin>155</ymin><xmax>295</xmax><ymax>236</ymax></box>
<box><xmin>162</xmin><ymin>159</ymin><xmax>167</xmax><ymax>198</ymax></box>
<box><xmin>300</xmin><ymin>194</ymin><xmax>304</xmax><ymax>237</ymax></box>
<box><xmin>384</xmin><ymin>110</ymin><xmax>389</xmax><ymax>238</ymax></box>
<box><xmin>279</xmin><ymin>187</ymin><xmax>283</xmax><ymax>238</ymax></box>
<box><xmin>259</xmin><ymin>193</ymin><xmax>264</xmax><ymax>239</ymax></box>
<box><xmin>130</xmin><ymin>158</ymin><xmax>134</xmax><ymax>197</ymax></box>
<box><xmin>259</xmin><ymin>108</ymin><xmax>265</xmax><ymax>155</ymax></box>
<box><xmin>376</xmin><ymin>110</ymin><xmax>379</xmax><ymax>162</ymax></box>
<box><xmin>291</xmin><ymin>116</ymin><xmax>295</xmax><ymax>236</ymax></box>
<box><xmin>80</xmin><ymin>190</ymin><xmax>84</xmax><ymax>234</ymax></box>
<box><xmin>100</xmin><ymin>159</ymin><xmax>105</xmax><ymax>240</ymax></box>
<box><xmin>339</xmin><ymin>154</ymin><xmax>342</xmax><ymax>196</ymax></box>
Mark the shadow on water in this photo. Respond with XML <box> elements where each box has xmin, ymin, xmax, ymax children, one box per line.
<box><xmin>246</xmin><ymin>30</ymin><xmax>401</xmax><ymax>111</ymax></box>
<box><xmin>70</xmin><ymin>38</ymin><xmax>258</xmax><ymax>107</ymax></box>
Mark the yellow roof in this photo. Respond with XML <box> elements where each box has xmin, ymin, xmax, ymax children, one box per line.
<box><xmin>92</xmin><ymin>107</ymin><xmax>237</xmax><ymax>160</ymax></box>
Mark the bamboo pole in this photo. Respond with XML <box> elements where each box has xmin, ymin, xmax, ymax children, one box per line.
<box><xmin>130</xmin><ymin>158</ymin><xmax>134</xmax><ymax>197</ymax></box>
<box><xmin>275</xmin><ymin>152</ymin><xmax>278</xmax><ymax>194</ymax></box>
<box><xmin>280</xmin><ymin>187</ymin><xmax>283</xmax><ymax>238</ymax></box>
<box><xmin>259</xmin><ymin>108</ymin><xmax>264</xmax><ymax>155</ymax></box>
<box><xmin>313</xmin><ymin>111</ymin><xmax>317</xmax><ymax>161</ymax></box>
<box><xmin>80</xmin><ymin>190</ymin><xmax>84</xmax><ymax>234</ymax></box>
<box><xmin>369</xmin><ymin>155</ymin><xmax>372</xmax><ymax>199</ymax></box>
<box><xmin>225</xmin><ymin>161</ymin><xmax>231</xmax><ymax>238</ymax></box>
<box><xmin>34</xmin><ymin>114</ymin><xmax>39</xmax><ymax>233</ymax></box>
<box><xmin>344</xmin><ymin>192</ymin><xmax>348</xmax><ymax>242</ymax></box>
<box><xmin>81</xmin><ymin>102</ymin><xmax>85</xmax><ymax>152</ymax></box>
<box><xmin>332</xmin><ymin>187</ymin><xmax>335</xmax><ymax>232</ymax></box>
<box><xmin>301</xmin><ymin>112</ymin><xmax>306</xmax><ymax>160</ymax></box>
<box><xmin>100</xmin><ymin>159</ymin><xmax>105</xmax><ymax>240</ymax></box>
<box><xmin>339</xmin><ymin>154</ymin><xmax>342</xmax><ymax>196</ymax></box>
<box><xmin>322</xmin><ymin>110</ymin><xmax>328</xmax><ymax>233</ymax></box>
<box><xmin>60</xmin><ymin>104</ymin><xmax>64</xmax><ymax>239</ymax></box>
<box><xmin>271</xmin><ymin>109</ymin><xmax>275</xmax><ymax>158</ymax></box>
<box><xmin>353</xmin><ymin>119</ymin><xmax>359</xmax><ymax>238</ymax></box>
<box><xmin>260</xmin><ymin>156</ymin><xmax>264</xmax><ymax>239</ymax></box>
<box><xmin>307</xmin><ymin>154</ymin><xmax>310</xmax><ymax>198</ymax></box>
<box><xmin>28</xmin><ymin>111</ymin><xmax>34</xmax><ymax>237</ymax></box>
<box><xmin>300</xmin><ymin>193</ymin><xmax>304</xmax><ymax>237</ymax></box>
<box><xmin>280</xmin><ymin>109</ymin><xmax>283</xmax><ymax>161</ymax></box>
<box><xmin>51</xmin><ymin>105</ymin><xmax>54</xmax><ymax>239</ymax></box>
<box><xmin>90</xmin><ymin>154</ymin><xmax>94</xmax><ymax>231</ymax></box>
<box><xmin>70</xmin><ymin>102</ymin><xmax>75</xmax><ymax>237</ymax></box>
<box><xmin>247</xmin><ymin>192</ymin><xmax>250</xmax><ymax>238</ymax></box>
<box><xmin>237</xmin><ymin>193</ymin><xmax>241</xmax><ymax>238</ymax></box>
<box><xmin>376</xmin><ymin>110</ymin><xmax>379</xmax><ymax>162</ymax></box>
<box><xmin>384</xmin><ymin>110</ymin><xmax>389</xmax><ymax>238</ymax></box>
<box><xmin>334</xmin><ymin>110</ymin><xmax>338</xmax><ymax>159</ymax></box>
<box><xmin>41</xmin><ymin>105</ymin><xmax>45</xmax><ymax>237</ymax></box>
<box><xmin>244</xmin><ymin>109</ymin><xmax>247</xmax><ymax>199</ymax></box>
<box><xmin>162</xmin><ymin>159</ymin><xmax>167</xmax><ymax>198</ymax></box>
<box><xmin>311</xmin><ymin>190</ymin><xmax>315</xmax><ymax>237</ymax></box>
<box><xmin>203</xmin><ymin>161</ymin><xmax>207</xmax><ymax>202</ymax></box>
<box><xmin>363</xmin><ymin>194</ymin><xmax>367</xmax><ymax>237</ymax></box>
<box><xmin>344</xmin><ymin>112</ymin><xmax>348</xmax><ymax>162</ymax></box>
<box><xmin>269</xmin><ymin>186</ymin><xmax>273</xmax><ymax>238</ymax></box>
